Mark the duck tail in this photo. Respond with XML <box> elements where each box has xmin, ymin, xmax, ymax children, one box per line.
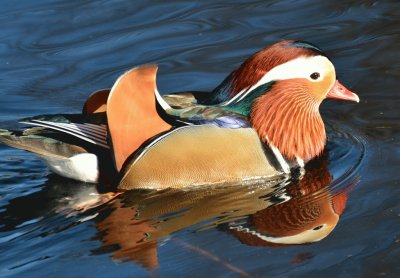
<box><xmin>0</xmin><ymin>128</ymin><xmax>45</xmax><ymax>154</ymax></box>
<box><xmin>0</xmin><ymin>128</ymin><xmax>86</xmax><ymax>158</ymax></box>
<box><xmin>0</xmin><ymin>129</ymin><xmax>27</xmax><ymax>151</ymax></box>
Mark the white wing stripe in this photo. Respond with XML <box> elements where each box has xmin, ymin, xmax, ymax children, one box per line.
<box><xmin>36</xmin><ymin>121</ymin><xmax>107</xmax><ymax>142</ymax></box>
<box><xmin>21</xmin><ymin>120</ymin><xmax>109</xmax><ymax>149</ymax></box>
<box><xmin>83</xmin><ymin>123</ymin><xmax>107</xmax><ymax>132</ymax></box>
<box><xmin>128</xmin><ymin>126</ymin><xmax>191</xmax><ymax>168</ymax></box>
<box><xmin>55</xmin><ymin>122</ymin><xmax>106</xmax><ymax>137</ymax></box>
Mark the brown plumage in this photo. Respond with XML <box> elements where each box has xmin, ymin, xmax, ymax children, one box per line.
<box><xmin>226</xmin><ymin>40</ymin><xmax>322</xmax><ymax>97</ymax></box>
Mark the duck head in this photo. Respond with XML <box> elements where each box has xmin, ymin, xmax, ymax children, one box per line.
<box><xmin>210</xmin><ymin>40</ymin><xmax>359</xmax><ymax>162</ymax></box>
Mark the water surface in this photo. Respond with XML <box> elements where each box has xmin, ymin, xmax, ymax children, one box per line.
<box><xmin>0</xmin><ymin>0</ymin><xmax>399</xmax><ymax>277</ymax></box>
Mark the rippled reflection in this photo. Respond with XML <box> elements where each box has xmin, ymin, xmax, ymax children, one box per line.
<box><xmin>1</xmin><ymin>0</ymin><xmax>399</xmax><ymax>276</ymax></box>
<box><xmin>94</xmin><ymin>154</ymin><xmax>357</xmax><ymax>270</ymax></box>
<box><xmin>0</xmin><ymin>126</ymin><xmax>363</xmax><ymax>272</ymax></box>
<box><xmin>228</xmin><ymin>158</ymin><xmax>351</xmax><ymax>247</ymax></box>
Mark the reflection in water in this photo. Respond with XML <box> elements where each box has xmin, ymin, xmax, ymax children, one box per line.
<box><xmin>0</xmin><ymin>0</ymin><xmax>397</xmax><ymax>275</ymax></box>
<box><xmin>228</xmin><ymin>159</ymin><xmax>349</xmax><ymax>247</ymax></box>
<box><xmin>95</xmin><ymin>154</ymin><xmax>356</xmax><ymax>270</ymax></box>
<box><xmin>0</xmin><ymin>127</ymin><xmax>363</xmax><ymax>274</ymax></box>
<box><xmin>0</xmin><ymin>175</ymin><xmax>101</xmax><ymax>232</ymax></box>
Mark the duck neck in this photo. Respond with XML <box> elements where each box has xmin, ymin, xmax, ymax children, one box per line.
<box><xmin>205</xmin><ymin>74</ymin><xmax>238</xmax><ymax>104</ymax></box>
<box><xmin>250</xmin><ymin>85</ymin><xmax>326</xmax><ymax>162</ymax></box>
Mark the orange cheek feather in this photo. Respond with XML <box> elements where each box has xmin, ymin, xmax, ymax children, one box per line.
<box><xmin>308</xmin><ymin>73</ymin><xmax>335</xmax><ymax>101</ymax></box>
<box><xmin>250</xmin><ymin>79</ymin><xmax>326</xmax><ymax>161</ymax></box>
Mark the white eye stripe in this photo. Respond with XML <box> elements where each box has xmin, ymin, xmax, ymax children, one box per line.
<box><xmin>221</xmin><ymin>55</ymin><xmax>335</xmax><ymax>106</ymax></box>
<box><xmin>257</xmin><ymin>55</ymin><xmax>333</xmax><ymax>82</ymax></box>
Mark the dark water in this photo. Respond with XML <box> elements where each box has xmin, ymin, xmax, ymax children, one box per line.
<box><xmin>0</xmin><ymin>0</ymin><xmax>399</xmax><ymax>277</ymax></box>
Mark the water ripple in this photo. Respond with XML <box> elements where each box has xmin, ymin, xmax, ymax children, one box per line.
<box><xmin>0</xmin><ymin>0</ymin><xmax>399</xmax><ymax>277</ymax></box>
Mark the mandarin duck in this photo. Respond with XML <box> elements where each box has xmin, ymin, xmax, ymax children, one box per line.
<box><xmin>0</xmin><ymin>40</ymin><xmax>359</xmax><ymax>189</ymax></box>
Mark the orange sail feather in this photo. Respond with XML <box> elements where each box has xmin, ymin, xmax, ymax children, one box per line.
<box><xmin>107</xmin><ymin>65</ymin><xmax>172</xmax><ymax>171</ymax></box>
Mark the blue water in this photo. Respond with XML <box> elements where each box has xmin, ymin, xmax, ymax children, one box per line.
<box><xmin>0</xmin><ymin>0</ymin><xmax>399</xmax><ymax>277</ymax></box>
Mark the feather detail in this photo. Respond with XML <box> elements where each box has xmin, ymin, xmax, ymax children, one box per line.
<box><xmin>164</xmin><ymin>104</ymin><xmax>249</xmax><ymax>128</ymax></box>
<box><xmin>222</xmin><ymin>82</ymin><xmax>274</xmax><ymax>116</ymax></box>
<box><xmin>107</xmin><ymin>65</ymin><xmax>172</xmax><ymax>171</ymax></box>
<box><xmin>250</xmin><ymin>79</ymin><xmax>325</xmax><ymax>161</ymax></box>
<box><xmin>21</xmin><ymin>120</ymin><xmax>109</xmax><ymax>148</ymax></box>
<box><xmin>82</xmin><ymin>89</ymin><xmax>111</xmax><ymax>114</ymax></box>
<box><xmin>19</xmin><ymin>113</ymin><xmax>109</xmax><ymax>148</ymax></box>
<box><xmin>208</xmin><ymin>40</ymin><xmax>324</xmax><ymax>104</ymax></box>
<box><xmin>0</xmin><ymin>128</ymin><xmax>88</xmax><ymax>158</ymax></box>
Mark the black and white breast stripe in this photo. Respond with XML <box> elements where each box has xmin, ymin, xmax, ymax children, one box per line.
<box><xmin>263</xmin><ymin>135</ymin><xmax>303</xmax><ymax>174</ymax></box>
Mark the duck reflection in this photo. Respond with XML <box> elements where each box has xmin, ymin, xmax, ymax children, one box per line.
<box><xmin>95</xmin><ymin>154</ymin><xmax>356</xmax><ymax>269</ymax></box>
<box><xmin>228</xmin><ymin>159</ymin><xmax>349</xmax><ymax>247</ymax></box>
<box><xmin>0</xmin><ymin>151</ymin><xmax>357</xmax><ymax>272</ymax></box>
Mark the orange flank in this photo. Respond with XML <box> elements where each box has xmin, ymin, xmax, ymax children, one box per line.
<box><xmin>107</xmin><ymin>65</ymin><xmax>172</xmax><ymax>171</ymax></box>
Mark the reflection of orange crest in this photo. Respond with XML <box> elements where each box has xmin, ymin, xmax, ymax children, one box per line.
<box><xmin>228</xmin><ymin>155</ymin><xmax>351</xmax><ymax>247</ymax></box>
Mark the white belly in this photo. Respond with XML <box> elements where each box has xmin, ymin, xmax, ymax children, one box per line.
<box><xmin>40</xmin><ymin>153</ymin><xmax>99</xmax><ymax>183</ymax></box>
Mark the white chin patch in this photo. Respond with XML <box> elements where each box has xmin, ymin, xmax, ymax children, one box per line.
<box><xmin>41</xmin><ymin>153</ymin><xmax>99</xmax><ymax>183</ymax></box>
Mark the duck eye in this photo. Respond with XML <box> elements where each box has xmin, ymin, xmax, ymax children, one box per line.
<box><xmin>313</xmin><ymin>225</ymin><xmax>324</xmax><ymax>231</ymax></box>
<box><xmin>310</xmin><ymin>72</ymin><xmax>320</xmax><ymax>80</ymax></box>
